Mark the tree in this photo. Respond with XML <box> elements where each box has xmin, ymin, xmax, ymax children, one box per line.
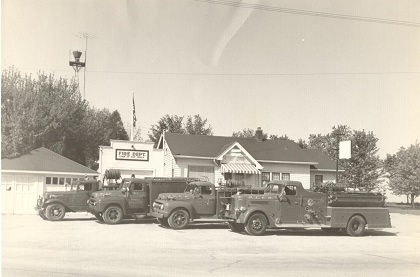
<box><xmin>308</xmin><ymin>125</ymin><xmax>382</xmax><ymax>190</ymax></box>
<box><xmin>308</xmin><ymin>125</ymin><xmax>352</xmax><ymax>160</ymax></box>
<box><xmin>1</xmin><ymin>67</ymin><xmax>129</xmax><ymax>168</ymax></box>
<box><xmin>148</xmin><ymin>115</ymin><xmax>185</xmax><ymax>145</ymax></box>
<box><xmin>297</xmin><ymin>138</ymin><xmax>309</xmax><ymax>149</ymax></box>
<box><xmin>148</xmin><ymin>114</ymin><xmax>214</xmax><ymax>146</ymax></box>
<box><xmin>269</xmin><ymin>134</ymin><xmax>293</xmax><ymax>141</ymax></box>
<box><xmin>340</xmin><ymin>130</ymin><xmax>382</xmax><ymax>190</ymax></box>
<box><xmin>384</xmin><ymin>142</ymin><xmax>420</xmax><ymax>208</ymax></box>
<box><xmin>232</xmin><ymin>128</ymin><xmax>268</xmax><ymax>139</ymax></box>
<box><xmin>185</xmin><ymin>114</ymin><xmax>213</xmax><ymax>135</ymax></box>
<box><xmin>82</xmin><ymin>108</ymin><xmax>129</xmax><ymax>168</ymax></box>
<box><xmin>1</xmin><ymin>68</ymin><xmax>87</xmax><ymax>161</ymax></box>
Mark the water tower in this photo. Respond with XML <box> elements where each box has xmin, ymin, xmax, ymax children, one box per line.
<box><xmin>69</xmin><ymin>50</ymin><xmax>86</xmax><ymax>93</ymax></box>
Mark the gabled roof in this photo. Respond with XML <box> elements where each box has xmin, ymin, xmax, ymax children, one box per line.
<box><xmin>215</xmin><ymin>141</ymin><xmax>262</xmax><ymax>169</ymax></box>
<box><xmin>164</xmin><ymin>132</ymin><xmax>322</xmax><ymax>165</ymax></box>
<box><xmin>1</xmin><ymin>147</ymin><xmax>98</xmax><ymax>174</ymax></box>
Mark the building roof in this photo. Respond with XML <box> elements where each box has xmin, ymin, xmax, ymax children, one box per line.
<box><xmin>163</xmin><ymin>133</ymin><xmax>337</xmax><ymax>167</ymax></box>
<box><xmin>1</xmin><ymin>147</ymin><xmax>98</xmax><ymax>174</ymax></box>
<box><xmin>302</xmin><ymin>148</ymin><xmax>344</xmax><ymax>171</ymax></box>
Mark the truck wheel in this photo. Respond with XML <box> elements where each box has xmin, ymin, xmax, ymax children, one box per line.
<box><xmin>168</xmin><ymin>209</ymin><xmax>190</xmax><ymax>230</ymax></box>
<box><xmin>157</xmin><ymin>218</ymin><xmax>169</xmax><ymax>227</ymax></box>
<box><xmin>228</xmin><ymin>222</ymin><xmax>245</xmax><ymax>233</ymax></box>
<box><xmin>38</xmin><ymin>210</ymin><xmax>48</xmax><ymax>220</ymax></box>
<box><xmin>93</xmin><ymin>212</ymin><xmax>104</xmax><ymax>222</ymax></box>
<box><xmin>346</xmin><ymin>215</ymin><xmax>366</xmax><ymax>237</ymax></box>
<box><xmin>321</xmin><ymin>228</ymin><xmax>341</xmax><ymax>234</ymax></box>
<box><xmin>245</xmin><ymin>213</ymin><xmax>267</xmax><ymax>236</ymax></box>
<box><xmin>45</xmin><ymin>204</ymin><xmax>66</xmax><ymax>221</ymax></box>
<box><xmin>103</xmin><ymin>206</ymin><xmax>123</xmax><ymax>224</ymax></box>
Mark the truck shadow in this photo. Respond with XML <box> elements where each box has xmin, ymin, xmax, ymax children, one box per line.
<box><xmin>95</xmin><ymin>218</ymin><xmax>158</xmax><ymax>225</ymax></box>
<box><xmin>156</xmin><ymin>223</ymin><xmax>229</xmax><ymax>230</ymax></box>
<box><xmin>234</xmin><ymin>229</ymin><xmax>397</xmax><ymax>237</ymax></box>
<box><xmin>60</xmin><ymin>217</ymin><xmax>96</xmax><ymax>222</ymax></box>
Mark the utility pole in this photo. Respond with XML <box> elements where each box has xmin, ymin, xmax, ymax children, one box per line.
<box><xmin>335</xmin><ymin>132</ymin><xmax>345</xmax><ymax>184</ymax></box>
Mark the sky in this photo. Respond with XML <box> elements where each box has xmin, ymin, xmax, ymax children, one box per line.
<box><xmin>2</xmin><ymin>0</ymin><xmax>420</xmax><ymax>158</ymax></box>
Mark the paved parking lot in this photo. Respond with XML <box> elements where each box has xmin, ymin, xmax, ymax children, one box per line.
<box><xmin>2</xmin><ymin>212</ymin><xmax>420</xmax><ymax>277</ymax></box>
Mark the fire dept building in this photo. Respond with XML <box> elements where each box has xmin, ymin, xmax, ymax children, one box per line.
<box><xmin>99</xmin><ymin>130</ymin><xmax>340</xmax><ymax>189</ymax></box>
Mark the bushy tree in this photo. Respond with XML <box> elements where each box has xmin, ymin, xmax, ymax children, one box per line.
<box><xmin>384</xmin><ymin>142</ymin><xmax>420</xmax><ymax>208</ymax></box>
<box><xmin>148</xmin><ymin>115</ymin><xmax>185</xmax><ymax>145</ymax></box>
<box><xmin>185</xmin><ymin>114</ymin><xmax>213</xmax><ymax>135</ymax></box>
<box><xmin>232</xmin><ymin>128</ymin><xmax>262</xmax><ymax>139</ymax></box>
<box><xmin>308</xmin><ymin>125</ymin><xmax>382</xmax><ymax>190</ymax></box>
<box><xmin>149</xmin><ymin>114</ymin><xmax>213</xmax><ymax>146</ymax></box>
<box><xmin>1</xmin><ymin>67</ymin><xmax>128</xmax><ymax>168</ymax></box>
<box><xmin>1</xmin><ymin>68</ymin><xmax>87</xmax><ymax>161</ymax></box>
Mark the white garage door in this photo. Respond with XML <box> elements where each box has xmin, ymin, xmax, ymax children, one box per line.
<box><xmin>2</xmin><ymin>175</ymin><xmax>38</xmax><ymax>214</ymax></box>
<box><xmin>119</xmin><ymin>170</ymin><xmax>154</xmax><ymax>179</ymax></box>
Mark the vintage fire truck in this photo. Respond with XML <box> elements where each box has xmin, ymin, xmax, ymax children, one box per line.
<box><xmin>35</xmin><ymin>180</ymin><xmax>102</xmax><ymax>221</ymax></box>
<box><xmin>150</xmin><ymin>181</ymin><xmax>264</xmax><ymax>229</ymax></box>
<box><xmin>87</xmin><ymin>177</ymin><xmax>195</xmax><ymax>224</ymax></box>
<box><xmin>224</xmin><ymin>180</ymin><xmax>392</xmax><ymax>236</ymax></box>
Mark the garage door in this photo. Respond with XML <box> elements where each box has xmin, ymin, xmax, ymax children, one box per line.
<box><xmin>1</xmin><ymin>175</ymin><xmax>38</xmax><ymax>214</ymax></box>
<box><xmin>119</xmin><ymin>170</ymin><xmax>154</xmax><ymax>179</ymax></box>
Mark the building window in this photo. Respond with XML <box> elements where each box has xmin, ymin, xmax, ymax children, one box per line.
<box><xmin>59</xmin><ymin>177</ymin><xmax>65</xmax><ymax>185</ymax></box>
<box><xmin>261</xmin><ymin>172</ymin><xmax>270</xmax><ymax>186</ymax></box>
<box><xmin>234</xmin><ymin>173</ymin><xmax>244</xmax><ymax>181</ymax></box>
<box><xmin>46</xmin><ymin>177</ymin><xmax>51</xmax><ymax>185</ymax></box>
<box><xmin>315</xmin><ymin>175</ymin><xmax>323</xmax><ymax>183</ymax></box>
<box><xmin>188</xmin><ymin>166</ymin><xmax>215</xmax><ymax>183</ymax></box>
<box><xmin>282</xmin><ymin>173</ymin><xmax>290</xmax><ymax>181</ymax></box>
<box><xmin>224</xmin><ymin>173</ymin><xmax>232</xmax><ymax>180</ymax></box>
<box><xmin>52</xmin><ymin>177</ymin><xmax>58</xmax><ymax>185</ymax></box>
<box><xmin>272</xmin><ymin>172</ymin><xmax>280</xmax><ymax>181</ymax></box>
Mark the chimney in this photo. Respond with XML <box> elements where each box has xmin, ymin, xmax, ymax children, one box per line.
<box><xmin>255</xmin><ymin>127</ymin><xmax>263</xmax><ymax>142</ymax></box>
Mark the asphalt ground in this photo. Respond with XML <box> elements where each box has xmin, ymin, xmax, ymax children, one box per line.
<box><xmin>2</xmin><ymin>212</ymin><xmax>420</xmax><ymax>277</ymax></box>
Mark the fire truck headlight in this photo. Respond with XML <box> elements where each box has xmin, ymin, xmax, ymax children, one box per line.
<box><xmin>235</xmin><ymin>206</ymin><xmax>247</xmax><ymax>213</ymax></box>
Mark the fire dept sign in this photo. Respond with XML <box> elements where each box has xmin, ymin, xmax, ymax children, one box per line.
<box><xmin>115</xmin><ymin>149</ymin><xmax>149</xmax><ymax>161</ymax></box>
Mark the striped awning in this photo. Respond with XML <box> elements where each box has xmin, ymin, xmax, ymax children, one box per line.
<box><xmin>221</xmin><ymin>164</ymin><xmax>260</xmax><ymax>174</ymax></box>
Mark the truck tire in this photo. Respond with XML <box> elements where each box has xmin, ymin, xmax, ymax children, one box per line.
<box><xmin>93</xmin><ymin>212</ymin><xmax>104</xmax><ymax>222</ymax></box>
<box><xmin>103</xmin><ymin>206</ymin><xmax>123</xmax><ymax>224</ymax></box>
<box><xmin>157</xmin><ymin>218</ymin><xmax>169</xmax><ymax>227</ymax></box>
<box><xmin>38</xmin><ymin>210</ymin><xmax>47</xmax><ymax>220</ymax></box>
<box><xmin>245</xmin><ymin>213</ymin><xmax>267</xmax><ymax>236</ymax></box>
<box><xmin>228</xmin><ymin>222</ymin><xmax>245</xmax><ymax>233</ymax></box>
<box><xmin>321</xmin><ymin>228</ymin><xmax>341</xmax><ymax>234</ymax></box>
<box><xmin>168</xmin><ymin>209</ymin><xmax>190</xmax><ymax>230</ymax></box>
<box><xmin>45</xmin><ymin>203</ymin><xmax>66</xmax><ymax>221</ymax></box>
<box><xmin>346</xmin><ymin>215</ymin><xmax>366</xmax><ymax>237</ymax></box>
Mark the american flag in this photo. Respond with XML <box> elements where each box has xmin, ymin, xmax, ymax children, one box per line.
<box><xmin>132</xmin><ymin>94</ymin><xmax>137</xmax><ymax>127</ymax></box>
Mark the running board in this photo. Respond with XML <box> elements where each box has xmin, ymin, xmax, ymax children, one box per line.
<box><xmin>274</xmin><ymin>223</ymin><xmax>330</xmax><ymax>228</ymax></box>
<box><xmin>192</xmin><ymin>218</ymin><xmax>231</xmax><ymax>223</ymax></box>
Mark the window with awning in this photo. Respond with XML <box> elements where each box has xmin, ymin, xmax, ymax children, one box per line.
<box><xmin>221</xmin><ymin>164</ymin><xmax>260</xmax><ymax>175</ymax></box>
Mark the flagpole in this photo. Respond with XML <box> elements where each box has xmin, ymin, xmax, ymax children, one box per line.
<box><xmin>131</xmin><ymin>92</ymin><xmax>134</xmax><ymax>141</ymax></box>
